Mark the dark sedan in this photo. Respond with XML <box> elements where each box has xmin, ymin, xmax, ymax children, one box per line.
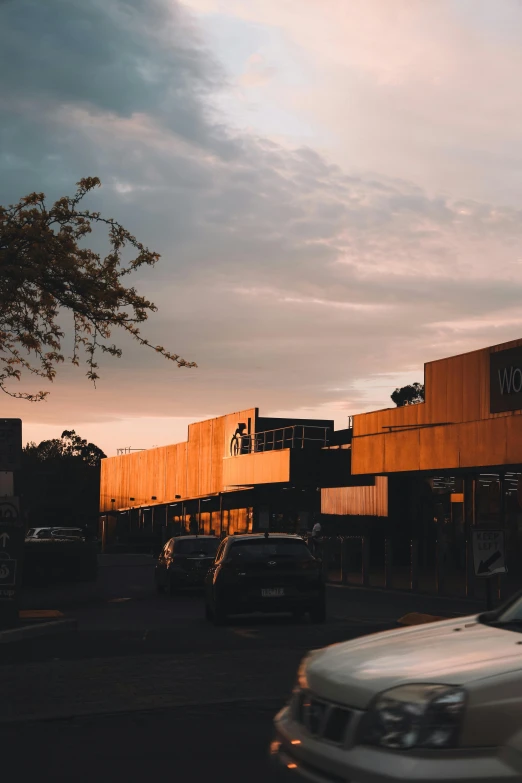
<box><xmin>204</xmin><ymin>533</ymin><xmax>325</xmax><ymax>625</ymax></box>
<box><xmin>155</xmin><ymin>535</ymin><xmax>220</xmax><ymax>594</ymax></box>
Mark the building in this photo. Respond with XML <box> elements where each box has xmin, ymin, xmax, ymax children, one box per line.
<box><xmin>322</xmin><ymin>336</ymin><xmax>522</xmax><ymax>596</ymax></box>
<box><xmin>99</xmin><ymin>409</ymin><xmax>351</xmax><ymax>550</ymax></box>
<box><xmin>100</xmin><ymin>337</ymin><xmax>522</xmax><ymax>596</ymax></box>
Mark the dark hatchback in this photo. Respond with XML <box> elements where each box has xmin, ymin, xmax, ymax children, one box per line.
<box><xmin>204</xmin><ymin>534</ymin><xmax>325</xmax><ymax>625</ymax></box>
<box><xmin>155</xmin><ymin>535</ymin><xmax>220</xmax><ymax>594</ymax></box>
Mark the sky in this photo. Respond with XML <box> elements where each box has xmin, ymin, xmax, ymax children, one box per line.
<box><xmin>3</xmin><ymin>0</ymin><xmax>522</xmax><ymax>455</ymax></box>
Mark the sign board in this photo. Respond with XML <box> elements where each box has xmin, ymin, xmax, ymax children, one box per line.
<box><xmin>0</xmin><ymin>419</ymin><xmax>22</xmax><ymax>472</ymax></box>
<box><xmin>490</xmin><ymin>346</ymin><xmax>522</xmax><ymax>413</ymax></box>
<box><xmin>472</xmin><ymin>530</ymin><xmax>506</xmax><ymax>577</ymax></box>
<box><xmin>0</xmin><ymin>497</ymin><xmax>24</xmax><ymax>626</ymax></box>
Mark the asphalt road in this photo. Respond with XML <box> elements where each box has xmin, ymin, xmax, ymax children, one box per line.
<box><xmin>3</xmin><ymin>702</ymin><xmax>286</xmax><ymax>783</ymax></box>
<box><xmin>1</xmin><ymin>555</ymin><xmax>478</xmax><ymax>782</ymax></box>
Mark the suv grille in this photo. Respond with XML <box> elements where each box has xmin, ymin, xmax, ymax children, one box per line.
<box><xmin>294</xmin><ymin>691</ymin><xmax>353</xmax><ymax>745</ymax></box>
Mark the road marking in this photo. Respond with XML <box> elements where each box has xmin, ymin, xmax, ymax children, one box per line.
<box><xmin>19</xmin><ymin>609</ymin><xmax>64</xmax><ymax>619</ymax></box>
<box><xmin>232</xmin><ymin>628</ymin><xmax>260</xmax><ymax>639</ymax></box>
<box><xmin>108</xmin><ymin>597</ymin><xmax>132</xmax><ymax>603</ymax></box>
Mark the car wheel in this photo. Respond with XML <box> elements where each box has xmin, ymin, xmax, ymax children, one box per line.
<box><xmin>309</xmin><ymin>600</ymin><xmax>326</xmax><ymax>624</ymax></box>
<box><xmin>212</xmin><ymin>598</ymin><xmax>228</xmax><ymax>626</ymax></box>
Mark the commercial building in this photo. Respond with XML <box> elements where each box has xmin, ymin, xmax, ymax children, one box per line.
<box><xmin>100</xmin><ymin>337</ymin><xmax>522</xmax><ymax>596</ymax></box>
<box><xmin>99</xmin><ymin>409</ymin><xmax>352</xmax><ymax>549</ymax></box>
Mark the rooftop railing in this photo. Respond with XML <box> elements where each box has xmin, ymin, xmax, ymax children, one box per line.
<box><xmin>230</xmin><ymin>425</ymin><xmax>330</xmax><ymax>456</ymax></box>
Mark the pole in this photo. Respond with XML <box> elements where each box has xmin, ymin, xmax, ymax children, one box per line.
<box><xmin>219</xmin><ymin>494</ymin><xmax>223</xmax><ymax>537</ymax></box>
<box><xmin>384</xmin><ymin>538</ymin><xmax>393</xmax><ymax>590</ymax></box>
<box><xmin>464</xmin><ymin>475</ymin><xmax>475</xmax><ymax>598</ymax></box>
<box><xmin>410</xmin><ymin>539</ymin><xmax>419</xmax><ymax>592</ymax></box>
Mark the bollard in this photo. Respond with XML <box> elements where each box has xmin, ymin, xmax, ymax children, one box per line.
<box><xmin>362</xmin><ymin>536</ymin><xmax>370</xmax><ymax>587</ymax></box>
<box><xmin>410</xmin><ymin>540</ymin><xmax>419</xmax><ymax>592</ymax></box>
<box><xmin>384</xmin><ymin>538</ymin><xmax>393</xmax><ymax>589</ymax></box>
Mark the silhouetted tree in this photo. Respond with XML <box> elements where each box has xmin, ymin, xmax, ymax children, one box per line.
<box><xmin>22</xmin><ymin>430</ymin><xmax>106</xmax><ymax>529</ymax></box>
<box><xmin>24</xmin><ymin>430</ymin><xmax>106</xmax><ymax>467</ymax></box>
<box><xmin>0</xmin><ymin>177</ymin><xmax>196</xmax><ymax>401</ymax></box>
<box><xmin>391</xmin><ymin>382</ymin><xmax>425</xmax><ymax>407</ymax></box>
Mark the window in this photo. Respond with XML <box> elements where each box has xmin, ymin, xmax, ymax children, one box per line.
<box><xmin>37</xmin><ymin>529</ymin><xmax>51</xmax><ymax>539</ymax></box>
<box><xmin>227</xmin><ymin>538</ymin><xmax>312</xmax><ymax>561</ymax></box>
<box><xmin>174</xmin><ymin>538</ymin><xmax>219</xmax><ymax>556</ymax></box>
<box><xmin>51</xmin><ymin>529</ymin><xmax>83</xmax><ymax>539</ymax></box>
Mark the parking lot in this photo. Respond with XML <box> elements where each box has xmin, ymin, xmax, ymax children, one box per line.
<box><xmin>1</xmin><ymin>555</ymin><xmax>482</xmax><ymax>782</ymax></box>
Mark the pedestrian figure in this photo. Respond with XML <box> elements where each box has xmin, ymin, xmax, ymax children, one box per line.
<box><xmin>311</xmin><ymin>519</ymin><xmax>322</xmax><ymax>558</ymax></box>
<box><xmin>189</xmin><ymin>515</ymin><xmax>198</xmax><ymax>535</ymax></box>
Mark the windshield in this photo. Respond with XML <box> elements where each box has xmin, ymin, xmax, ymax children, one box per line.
<box><xmin>228</xmin><ymin>539</ymin><xmax>313</xmax><ymax>561</ymax></box>
<box><xmin>175</xmin><ymin>538</ymin><xmax>219</xmax><ymax>556</ymax></box>
<box><xmin>491</xmin><ymin>596</ymin><xmax>522</xmax><ymax>624</ymax></box>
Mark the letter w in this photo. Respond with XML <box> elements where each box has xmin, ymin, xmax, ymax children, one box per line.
<box><xmin>499</xmin><ymin>367</ymin><xmax>514</xmax><ymax>395</ymax></box>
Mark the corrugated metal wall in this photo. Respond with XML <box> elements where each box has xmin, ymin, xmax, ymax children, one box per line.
<box><xmin>321</xmin><ymin>477</ymin><xmax>388</xmax><ymax>516</ymax></box>
<box><xmin>100</xmin><ymin>408</ymin><xmax>256</xmax><ymax>512</ymax></box>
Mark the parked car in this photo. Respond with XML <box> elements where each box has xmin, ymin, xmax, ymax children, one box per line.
<box><xmin>25</xmin><ymin>527</ymin><xmax>85</xmax><ymax>541</ymax></box>
<box><xmin>24</xmin><ymin>527</ymin><xmax>98</xmax><ymax>584</ymax></box>
<box><xmin>270</xmin><ymin>591</ymin><xmax>522</xmax><ymax>782</ymax></box>
<box><xmin>204</xmin><ymin>533</ymin><xmax>325</xmax><ymax>625</ymax></box>
<box><xmin>155</xmin><ymin>535</ymin><xmax>220</xmax><ymax>594</ymax></box>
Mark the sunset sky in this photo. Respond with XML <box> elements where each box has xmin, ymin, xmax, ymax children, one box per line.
<box><xmin>3</xmin><ymin>0</ymin><xmax>522</xmax><ymax>455</ymax></box>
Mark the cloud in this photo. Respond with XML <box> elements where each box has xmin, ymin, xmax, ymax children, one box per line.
<box><xmin>239</xmin><ymin>53</ymin><xmax>278</xmax><ymax>88</ymax></box>
<box><xmin>1</xmin><ymin>0</ymin><xmax>522</xmax><ymax>453</ymax></box>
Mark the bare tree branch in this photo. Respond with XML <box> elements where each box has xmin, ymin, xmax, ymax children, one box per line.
<box><xmin>0</xmin><ymin>177</ymin><xmax>196</xmax><ymax>399</ymax></box>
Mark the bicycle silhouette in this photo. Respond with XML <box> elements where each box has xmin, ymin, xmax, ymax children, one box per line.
<box><xmin>230</xmin><ymin>423</ymin><xmax>251</xmax><ymax>456</ymax></box>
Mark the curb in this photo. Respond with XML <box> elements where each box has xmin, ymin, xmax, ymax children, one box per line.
<box><xmin>0</xmin><ymin>618</ymin><xmax>77</xmax><ymax>645</ymax></box>
<box><xmin>0</xmin><ymin>696</ymin><xmax>284</xmax><ymax>726</ymax></box>
<box><xmin>326</xmin><ymin>581</ymin><xmax>484</xmax><ymax>607</ymax></box>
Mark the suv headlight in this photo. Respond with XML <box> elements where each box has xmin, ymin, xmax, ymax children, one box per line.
<box><xmin>358</xmin><ymin>684</ymin><xmax>466</xmax><ymax>750</ymax></box>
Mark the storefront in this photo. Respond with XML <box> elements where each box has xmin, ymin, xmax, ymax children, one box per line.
<box><xmin>321</xmin><ymin>338</ymin><xmax>522</xmax><ymax>597</ymax></box>
<box><xmin>100</xmin><ymin>337</ymin><xmax>522</xmax><ymax>597</ymax></box>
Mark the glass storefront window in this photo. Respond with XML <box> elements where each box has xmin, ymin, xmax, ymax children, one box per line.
<box><xmin>505</xmin><ymin>472</ymin><xmax>522</xmax><ymax>535</ymax></box>
<box><xmin>475</xmin><ymin>473</ymin><xmax>501</xmax><ymax>526</ymax></box>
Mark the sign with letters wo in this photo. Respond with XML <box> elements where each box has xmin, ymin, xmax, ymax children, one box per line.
<box><xmin>490</xmin><ymin>346</ymin><xmax>522</xmax><ymax>414</ymax></box>
<box><xmin>472</xmin><ymin>530</ymin><xmax>506</xmax><ymax>577</ymax></box>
